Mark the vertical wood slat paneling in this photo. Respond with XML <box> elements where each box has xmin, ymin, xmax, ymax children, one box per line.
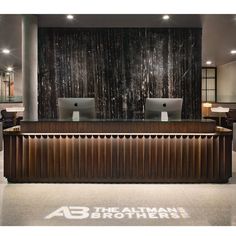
<box><xmin>29</xmin><ymin>137</ymin><xmax>35</xmax><ymax>178</ymax></box>
<box><xmin>150</xmin><ymin>137</ymin><xmax>156</xmax><ymax>178</ymax></box>
<box><xmin>163</xmin><ymin>136</ymin><xmax>169</xmax><ymax>178</ymax></box>
<box><xmin>119</xmin><ymin>137</ymin><xmax>125</xmax><ymax>178</ymax></box>
<box><xmin>16</xmin><ymin>135</ymin><xmax>22</xmax><ymax>179</ymax></box>
<box><xmin>131</xmin><ymin>137</ymin><xmax>137</xmax><ymax>178</ymax></box>
<box><xmin>137</xmin><ymin>137</ymin><xmax>144</xmax><ymax>179</ymax></box>
<box><xmin>59</xmin><ymin>137</ymin><xmax>63</xmax><ymax>178</ymax></box>
<box><xmin>176</xmin><ymin>136</ymin><xmax>182</xmax><ymax>178</ymax></box>
<box><xmin>41</xmin><ymin>137</ymin><xmax>48</xmax><ymax>178</ymax></box>
<box><xmin>111</xmin><ymin>136</ymin><xmax>117</xmax><ymax>178</ymax></box>
<box><xmin>106</xmin><ymin>136</ymin><xmax>112</xmax><ymax>178</ymax></box>
<box><xmin>146</xmin><ymin>137</ymin><xmax>151</xmax><ymax>178</ymax></box>
<box><xmin>207</xmin><ymin>136</ymin><xmax>214</xmax><ymax>179</ymax></box>
<box><xmin>188</xmin><ymin>136</ymin><xmax>194</xmax><ymax>178</ymax></box>
<box><xmin>202</xmin><ymin>136</ymin><xmax>208</xmax><ymax>178</ymax></box>
<box><xmin>93</xmin><ymin>137</ymin><xmax>98</xmax><ymax>179</ymax></box>
<box><xmin>196</xmin><ymin>136</ymin><xmax>201</xmax><ymax>179</ymax></box>
<box><xmin>226</xmin><ymin>136</ymin><xmax>232</xmax><ymax>179</ymax></box>
<box><xmin>22</xmin><ymin>136</ymin><xmax>29</xmax><ymax>179</ymax></box>
<box><xmin>79</xmin><ymin>136</ymin><xmax>85</xmax><ymax>178</ymax></box>
<box><xmin>3</xmin><ymin>136</ymin><xmax>10</xmax><ymax>177</ymax></box>
<box><xmin>99</xmin><ymin>136</ymin><xmax>105</xmax><ymax>178</ymax></box>
<box><xmin>87</xmin><ymin>136</ymin><xmax>93</xmax><ymax>178</ymax></box>
<box><xmin>170</xmin><ymin>136</ymin><xmax>176</xmax><ymax>178</ymax></box>
<box><xmin>67</xmin><ymin>136</ymin><xmax>73</xmax><ymax>178</ymax></box>
<box><xmin>10</xmin><ymin>136</ymin><xmax>16</xmax><ymax>179</ymax></box>
<box><xmin>219</xmin><ymin>136</ymin><xmax>225</xmax><ymax>178</ymax></box>
<box><xmin>74</xmin><ymin>136</ymin><xmax>79</xmax><ymax>178</ymax></box>
<box><xmin>54</xmin><ymin>136</ymin><xmax>60</xmax><ymax>178</ymax></box>
<box><xmin>125</xmin><ymin>137</ymin><xmax>131</xmax><ymax>179</ymax></box>
<box><xmin>213</xmin><ymin>136</ymin><xmax>219</xmax><ymax>179</ymax></box>
<box><xmin>157</xmin><ymin>136</ymin><xmax>164</xmax><ymax>177</ymax></box>
<box><xmin>182</xmin><ymin>136</ymin><xmax>188</xmax><ymax>178</ymax></box>
<box><xmin>47</xmin><ymin>137</ymin><xmax>53</xmax><ymax>178</ymax></box>
<box><xmin>4</xmin><ymin>134</ymin><xmax>232</xmax><ymax>183</ymax></box>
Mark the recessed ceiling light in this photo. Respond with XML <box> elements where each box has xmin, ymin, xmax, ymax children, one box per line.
<box><xmin>7</xmin><ymin>67</ymin><xmax>13</xmax><ymax>72</ymax></box>
<box><xmin>2</xmin><ymin>48</ymin><xmax>10</xmax><ymax>54</ymax></box>
<box><xmin>66</xmin><ymin>15</ymin><xmax>74</xmax><ymax>20</ymax></box>
<box><xmin>162</xmin><ymin>15</ymin><xmax>170</xmax><ymax>20</ymax></box>
<box><xmin>206</xmin><ymin>61</ymin><xmax>212</xmax><ymax>65</ymax></box>
<box><xmin>230</xmin><ymin>50</ymin><xmax>236</xmax><ymax>54</ymax></box>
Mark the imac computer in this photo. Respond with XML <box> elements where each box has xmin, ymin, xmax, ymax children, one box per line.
<box><xmin>145</xmin><ymin>98</ymin><xmax>183</xmax><ymax>120</ymax></box>
<box><xmin>58</xmin><ymin>98</ymin><xmax>96</xmax><ymax>120</ymax></box>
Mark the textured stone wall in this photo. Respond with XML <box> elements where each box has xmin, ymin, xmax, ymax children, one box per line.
<box><xmin>38</xmin><ymin>28</ymin><xmax>202</xmax><ymax>119</ymax></box>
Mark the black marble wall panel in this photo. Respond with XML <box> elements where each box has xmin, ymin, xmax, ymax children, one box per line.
<box><xmin>38</xmin><ymin>28</ymin><xmax>202</xmax><ymax>119</ymax></box>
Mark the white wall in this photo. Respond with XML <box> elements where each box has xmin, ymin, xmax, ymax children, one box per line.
<box><xmin>217</xmin><ymin>61</ymin><xmax>236</xmax><ymax>102</ymax></box>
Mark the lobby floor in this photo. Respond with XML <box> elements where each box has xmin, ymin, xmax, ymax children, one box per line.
<box><xmin>0</xmin><ymin>151</ymin><xmax>236</xmax><ymax>226</ymax></box>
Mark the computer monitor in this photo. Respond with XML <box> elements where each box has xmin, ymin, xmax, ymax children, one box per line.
<box><xmin>145</xmin><ymin>98</ymin><xmax>183</xmax><ymax>120</ymax></box>
<box><xmin>58</xmin><ymin>98</ymin><xmax>96</xmax><ymax>120</ymax></box>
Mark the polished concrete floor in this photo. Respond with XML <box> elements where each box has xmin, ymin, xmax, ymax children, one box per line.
<box><xmin>0</xmin><ymin>151</ymin><xmax>236</xmax><ymax>226</ymax></box>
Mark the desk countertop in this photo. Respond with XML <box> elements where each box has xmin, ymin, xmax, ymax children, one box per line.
<box><xmin>15</xmin><ymin>119</ymin><xmax>218</xmax><ymax>134</ymax></box>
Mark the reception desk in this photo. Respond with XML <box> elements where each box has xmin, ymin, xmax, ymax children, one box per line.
<box><xmin>3</xmin><ymin>119</ymin><xmax>232</xmax><ymax>183</ymax></box>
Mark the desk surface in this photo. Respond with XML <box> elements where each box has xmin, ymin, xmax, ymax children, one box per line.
<box><xmin>18</xmin><ymin>119</ymin><xmax>218</xmax><ymax>134</ymax></box>
<box><xmin>22</xmin><ymin>118</ymin><xmax>215</xmax><ymax>123</ymax></box>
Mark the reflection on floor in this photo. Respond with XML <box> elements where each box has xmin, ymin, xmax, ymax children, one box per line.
<box><xmin>0</xmin><ymin>151</ymin><xmax>236</xmax><ymax>226</ymax></box>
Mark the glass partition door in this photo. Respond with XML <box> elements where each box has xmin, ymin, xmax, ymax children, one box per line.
<box><xmin>0</xmin><ymin>70</ymin><xmax>15</xmax><ymax>102</ymax></box>
<box><xmin>202</xmin><ymin>67</ymin><xmax>217</xmax><ymax>102</ymax></box>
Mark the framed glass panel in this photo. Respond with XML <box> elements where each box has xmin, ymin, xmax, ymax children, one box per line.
<box><xmin>207</xmin><ymin>68</ymin><xmax>215</xmax><ymax>78</ymax></box>
<box><xmin>201</xmin><ymin>67</ymin><xmax>216</xmax><ymax>103</ymax></box>
<box><xmin>207</xmin><ymin>90</ymin><xmax>215</xmax><ymax>102</ymax></box>
<box><xmin>202</xmin><ymin>90</ymin><xmax>207</xmax><ymax>102</ymax></box>
<box><xmin>0</xmin><ymin>71</ymin><xmax>14</xmax><ymax>98</ymax></box>
<box><xmin>0</xmin><ymin>70</ymin><xmax>22</xmax><ymax>103</ymax></box>
<box><xmin>207</xmin><ymin>79</ymin><xmax>215</xmax><ymax>89</ymax></box>
<box><xmin>202</xmin><ymin>79</ymin><xmax>206</xmax><ymax>89</ymax></box>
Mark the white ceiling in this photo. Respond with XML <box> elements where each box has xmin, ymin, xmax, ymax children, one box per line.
<box><xmin>1</xmin><ymin>14</ymin><xmax>236</xmax><ymax>71</ymax></box>
<box><xmin>0</xmin><ymin>15</ymin><xmax>22</xmax><ymax>70</ymax></box>
<box><xmin>202</xmin><ymin>14</ymin><xmax>236</xmax><ymax>66</ymax></box>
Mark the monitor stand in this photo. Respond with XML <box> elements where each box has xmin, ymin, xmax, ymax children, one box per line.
<box><xmin>161</xmin><ymin>111</ymin><xmax>168</xmax><ymax>121</ymax></box>
<box><xmin>72</xmin><ymin>111</ymin><xmax>80</xmax><ymax>121</ymax></box>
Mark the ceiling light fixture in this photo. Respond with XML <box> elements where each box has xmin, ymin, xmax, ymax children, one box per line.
<box><xmin>206</xmin><ymin>61</ymin><xmax>212</xmax><ymax>65</ymax></box>
<box><xmin>7</xmin><ymin>67</ymin><xmax>13</xmax><ymax>72</ymax></box>
<box><xmin>2</xmin><ymin>48</ymin><xmax>10</xmax><ymax>54</ymax></box>
<box><xmin>66</xmin><ymin>15</ymin><xmax>74</xmax><ymax>20</ymax></box>
<box><xmin>162</xmin><ymin>15</ymin><xmax>170</xmax><ymax>20</ymax></box>
<box><xmin>230</xmin><ymin>50</ymin><xmax>236</xmax><ymax>54</ymax></box>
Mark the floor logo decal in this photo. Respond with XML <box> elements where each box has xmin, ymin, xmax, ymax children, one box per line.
<box><xmin>45</xmin><ymin>207</ymin><xmax>190</xmax><ymax>220</ymax></box>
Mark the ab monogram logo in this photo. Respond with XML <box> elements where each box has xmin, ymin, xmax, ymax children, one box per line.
<box><xmin>45</xmin><ymin>206</ymin><xmax>190</xmax><ymax>220</ymax></box>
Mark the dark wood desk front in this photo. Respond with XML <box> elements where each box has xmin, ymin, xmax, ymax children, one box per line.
<box><xmin>3</xmin><ymin>120</ymin><xmax>232</xmax><ymax>183</ymax></box>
